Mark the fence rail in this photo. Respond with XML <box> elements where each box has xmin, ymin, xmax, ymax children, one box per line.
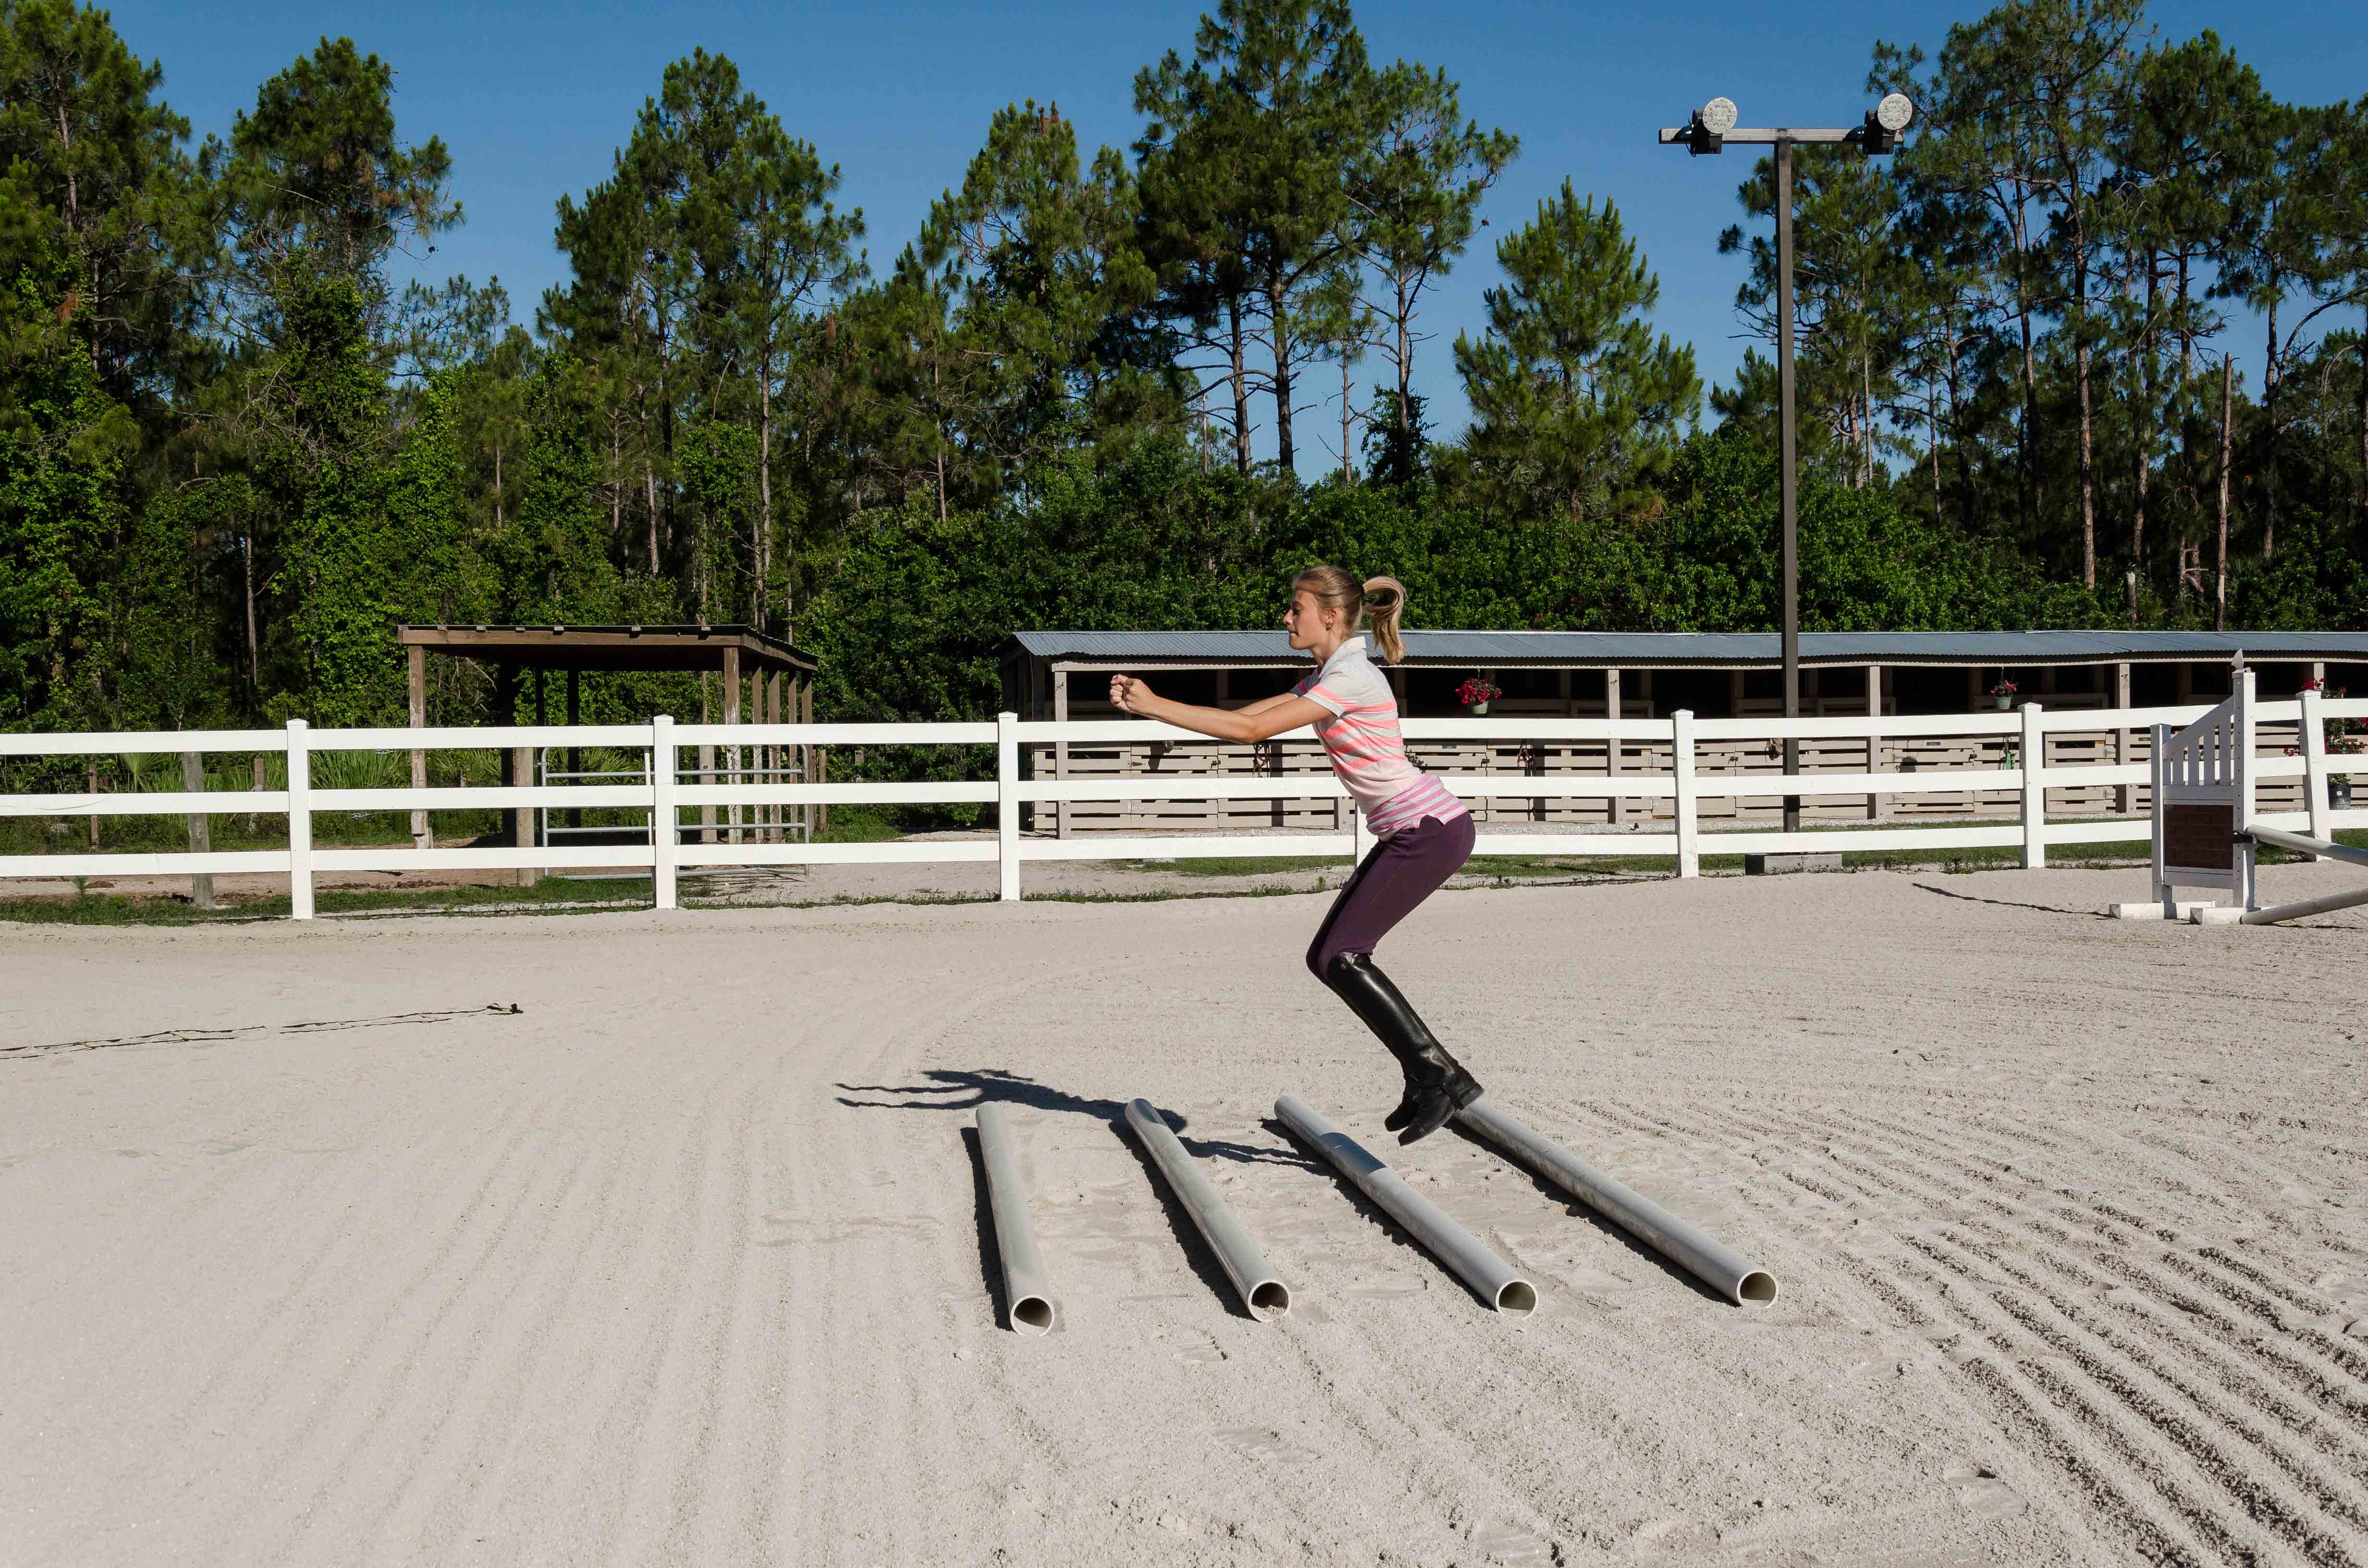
<box><xmin>4</xmin><ymin>699</ymin><xmax>2362</xmax><ymax>919</ymax></box>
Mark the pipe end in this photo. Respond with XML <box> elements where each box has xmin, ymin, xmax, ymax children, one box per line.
<box><xmin>1009</xmin><ymin>1295</ymin><xmax>1054</xmax><ymax>1335</ymax></box>
<box><xmin>1736</xmin><ymin>1271</ymin><xmax>1778</xmax><ymax>1306</ymax></box>
<box><xmin>1248</xmin><ymin>1280</ymin><xmax>1292</xmax><ymax>1316</ymax></box>
<box><xmin>1495</xmin><ymin>1279</ymin><xmax>1539</xmax><ymax>1317</ymax></box>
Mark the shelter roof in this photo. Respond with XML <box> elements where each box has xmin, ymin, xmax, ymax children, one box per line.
<box><xmin>397</xmin><ymin>624</ymin><xmax>815</xmax><ymax>674</ymax></box>
<box><xmin>1006</xmin><ymin>628</ymin><xmax>2368</xmax><ymax>670</ymax></box>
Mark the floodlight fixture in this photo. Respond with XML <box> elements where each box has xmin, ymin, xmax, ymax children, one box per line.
<box><xmin>1684</xmin><ymin>96</ymin><xmax>1737</xmax><ymax>155</ymax></box>
<box><xmin>1875</xmin><ymin>92</ymin><xmax>1915</xmax><ymax>133</ymax></box>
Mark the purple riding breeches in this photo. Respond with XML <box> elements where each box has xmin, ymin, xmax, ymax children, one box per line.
<box><xmin>1304</xmin><ymin>812</ymin><xmax>1477</xmax><ymax>979</ymax></box>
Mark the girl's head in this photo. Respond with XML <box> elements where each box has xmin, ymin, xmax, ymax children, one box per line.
<box><xmin>1284</xmin><ymin>565</ymin><xmax>1408</xmax><ymax>663</ymax></box>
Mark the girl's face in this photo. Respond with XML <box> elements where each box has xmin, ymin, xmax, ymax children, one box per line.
<box><xmin>1283</xmin><ymin>588</ymin><xmax>1341</xmax><ymax>651</ymax></box>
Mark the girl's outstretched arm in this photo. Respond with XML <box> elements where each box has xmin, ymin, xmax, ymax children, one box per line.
<box><xmin>1108</xmin><ymin>675</ymin><xmax>1329</xmax><ymax>743</ymax></box>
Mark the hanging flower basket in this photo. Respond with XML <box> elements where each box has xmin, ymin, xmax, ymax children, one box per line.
<box><xmin>1455</xmin><ymin>676</ymin><xmax>1502</xmax><ymax>718</ymax></box>
<box><xmin>1989</xmin><ymin>678</ymin><xmax>2018</xmax><ymax>711</ymax></box>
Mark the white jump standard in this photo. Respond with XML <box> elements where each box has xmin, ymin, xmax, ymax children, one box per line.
<box><xmin>2113</xmin><ymin>666</ymin><xmax>2368</xmax><ymax>926</ymax></box>
<box><xmin>975</xmin><ymin>1104</ymin><xmax>1054</xmax><ymax>1335</ymax></box>
<box><xmin>1277</xmin><ymin>1095</ymin><xmax>1537</xmax><ymax>1317</ymax></box>
<box><xmin>1124</xmin><ymin>1099</ymin><xmax>1292</xmax><ymax>1317</ymax></box>
<box><xmin>1455</xmin><ymin>1098</ymin><xmax>1777</xmax><ymax>1308</ymax></box>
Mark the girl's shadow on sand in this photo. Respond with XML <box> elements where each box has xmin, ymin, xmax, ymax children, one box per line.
<box><xmin>840</xmin><ymin>1068</ymin><xmax>1317</xmax><ymax>1322</ymax></box>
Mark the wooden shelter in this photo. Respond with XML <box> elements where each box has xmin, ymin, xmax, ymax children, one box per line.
<box><xmin>396</xmin><ymin>624</ymin><xmax>821</xmax><ymax>869</ymax></box>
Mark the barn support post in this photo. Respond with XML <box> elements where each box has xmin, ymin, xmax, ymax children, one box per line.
<box><xmin>1865</xmin><ymin>664</ymin><xmax>1883</xmax><ymax>821</ymax></box>
<box><xmin>698</xmin><ymin>670</ymin><xmax>716</xmax><ymax>845</ymax></box>
<box><xmin>2299</xmin><ymin>683</ymin><xmax>2330</xmax><ymax>851</ymax></box>
<box><xmin>2115</xmin><ymin>662</ymin><xmax>2134</xmax><ymax>815</ymax></box>
<box><xmin>1605</xmin><ymin>668</ymin><xmax>1623</xmax><ymax>827</ymax></box>
<box><xmin>1052</xmin><ymin>666</ymin><xmax>1069</xmax><ymax>840</ymax></box>
<box><xmin>566</xmin><ymin>668</ymin><xmax>583</xmax><ymax>833</ymax></box>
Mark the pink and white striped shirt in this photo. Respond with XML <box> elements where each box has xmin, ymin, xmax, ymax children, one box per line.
<box><xmin>1292</xmin><ymin>637</ymin><xmax>1468</xmax><ymax>837</ymax></box>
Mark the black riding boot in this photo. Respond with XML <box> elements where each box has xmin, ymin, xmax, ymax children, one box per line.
<box><xmin>1322</xmin><ymin>952</ymin><xmax>1483</xmax><ymax>1144</ymax></box>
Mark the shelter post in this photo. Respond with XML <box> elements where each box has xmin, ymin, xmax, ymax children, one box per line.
<box><xmin>566</xmin><ymin>669</ymin><xmax>582</xmax><ymax>833</ymax></box>
<box><xmin>722</xmin><ymin>645</ymin><xmax>742</xmax><ymax>845</ymax></box>
<box><xmin>2114</xmin><ymin>662</ymin><xmax>2133</xmax><ymax>814</ymax></box>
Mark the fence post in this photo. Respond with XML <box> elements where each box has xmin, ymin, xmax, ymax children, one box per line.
<box><xmin>2150</xmin><ymin>722</ymin><xmax>2171</xmax><ymax>914</ymax></box>
<box><xmin>180</xmin><ymin>750</ymin><xmax>216</xmax><ymax>911</ymax></box>
<box><xmin>2235</xmin><ymin>667</ymin><xmax>2258</xmax><ymax>909</ymax></box>
<box><xmin>2299</xmin><ymin>683</ymin><xmax>2330</xmax><ymax>853</ymax></box>
<box><xmin>2020</xmin><ymin>702</ymin><xmax>2045</xmax><ymax>869</ymax></box>
<box><xmin>651</xmin><ymin>715</ymin><xmax>678</xmax><ymax>910</ymax></box>
<box><xmin>997</xmin><ymin>711</ymin><xmax>1021</xmax><ymax>902</ymax></box>
<box><xmin>286</xmin><ymin>720</ymin><xmax>314</xmax><ymax>920</ymax></box>
<box><xmin>1673</xmin><ymin>710</ymin><xmax>1699</xmax><ymax>878</ymax></box>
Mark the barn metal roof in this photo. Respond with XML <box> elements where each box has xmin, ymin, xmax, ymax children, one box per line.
<box><xmin>1007</xmin><ymin>628</ymin><xmax>2368</xmax><ymax>669</ymax></box>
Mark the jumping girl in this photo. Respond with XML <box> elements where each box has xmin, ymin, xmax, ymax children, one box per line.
<box><xmin>1109</xmin><ymin>566</ymin><xmax>1482</xmax><ymax>1143</ymax></box>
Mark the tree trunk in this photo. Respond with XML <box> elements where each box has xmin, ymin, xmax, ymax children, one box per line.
<box><xmin>1227</xmin><ymin>299</ymin><xmax>1251</xmax><ymax>476</ymax></box>
<box><xmin>757</xmin><ymin>360</ymin><xmax>772</xmax><ymax>631</ymax></box>
<box><xmin>2073</xmin><ymin>236</ymin><xmax>2096</xmax><ymax>589</ymax></box>
<box><xmin>1267</xmin><ymin>275</ymin><xmax>1295</xmax><ymax>474</ymax></box>
<box><xmin>1395</xmin><ymin>267</ymin><xmax>1415</xmax><ymax>445</ymax></box>
<box><xmin>2261</xmin><ymin>293</ymin><xmax>2280</xmax><ymax>559</ymax></box>
<box><xmin>645</xmin><ymin>459</ymin><xmax>659</xmax><ymax>577</ymax></box>
<box><xmin>493</xmin><ymin>440</ymin><xmax>504</xmax><ymax>528</ymax></box>
<box><xmin>2010</xmin><ymin>193</ymin><xmax>2043</xmax><ymax>536</ymax></box>
<box><xmin>2358</xmin><ymin>321</ymin><xmax>2367</xmax><ymax>530</ymax></box>
<box><xmin>2216</xmin><ymin>357</ymin><xmax>2233</xmax><ymax>632</ymax></box>
<box><xmin>242</xmin><ymin>534</ymin><xmax>259</xmax><ymax>695</ymax></box>
<box><xmin>1339</xmin><ymin>352</ymin><xmax>1354</xmax><ymax>483</ymax></box>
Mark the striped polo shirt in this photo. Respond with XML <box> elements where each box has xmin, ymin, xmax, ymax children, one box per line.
<box><xmin>1291</xmin><ymin>637</ymin><xmax>1468</xmax><ymax>837</ymax></box>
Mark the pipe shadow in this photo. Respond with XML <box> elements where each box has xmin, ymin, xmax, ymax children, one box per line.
<box><xmin>1441</xmin><ymin>1119</ymin><xmax>1737</xmax><ymax>1308</ymax></box>
<box><xmin>960</xmin><ymin>1126</ymin><xmax>1012</xmax><ymax>1328</ymax></box>
<box><xmin>1912</xmin><ymin>881</ymin><xmax>2107</xmax><ymax>919</ymax></box>
<box><xmin>837</xmin><ymin>1068</ymin><xmax>1313</xmax><ymax>1169</ymax></box>
<box><xmin>1110</xmin><ymin>1128</ymin><xmax>1266</xmax><ymax>1321</ymax></box>
<box><xmin>1263</xmin><ymin>1115</ymin><xmax>1476</xmax><ymax>1297</ymax></box>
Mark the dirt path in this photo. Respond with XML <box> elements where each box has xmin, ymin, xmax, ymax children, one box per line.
<box><xmin>2</xmin><ymin>866</ymin><xmax>2363</xmax><ymax>1565</ymax></box>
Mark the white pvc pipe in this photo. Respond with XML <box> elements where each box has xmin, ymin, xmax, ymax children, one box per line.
<box><xmin>1275</xmin><ymin>1095</ymin><xmax>1536</xmax><ymax>1317</ymax></box>
<box><xmin>1456</xmin><ymin>1097</ymin><xmax>1777</xmax><ymax>1308</ymax></box>
<box><xmin>974</xmin><ymin>1104</ymin><xmax>1053</xmax><ymax>1335</ymax></box>
<box><xmin>1124</xmin><ymin>1100</ymin><xmax>1290</xmax><ymax>1316</ymax></box>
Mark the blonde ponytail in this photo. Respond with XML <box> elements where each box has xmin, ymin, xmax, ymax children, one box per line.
<box><xmin>1361</xmin><ymin>576</ymin><xmax>1407</xmax><ymax>663</ymax></box>
<box><xmin>1290</xmin><ymin>565</ymin><xmax>1409</xmax><ymax>662</ymax></box>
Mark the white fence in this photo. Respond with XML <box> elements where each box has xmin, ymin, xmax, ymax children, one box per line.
<box><xmin>3</xmin><ymin>701</ymin><xmax>2362</xmax><ymax>919</ymax></box>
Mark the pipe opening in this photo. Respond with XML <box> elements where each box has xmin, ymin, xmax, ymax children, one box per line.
<box><xmin>1496</xmin><ymin>1280</ymin><xmax>1539</xmax><ymax>1317</ymax></box>
<box><xmin>1249</xmin><ymin>1280</ymin><xmax>1292</xmax><ymax>1315</ymax></box>
<box><xmin>1737</xmin><ymin>1271</ymin><xmax>1778</xmax><ymax>1306</ymax></box>
<box><xmin>1011</xmin><ymin>1295</ymin><xmax>1053</xmax><ymax>1335</ymax></box>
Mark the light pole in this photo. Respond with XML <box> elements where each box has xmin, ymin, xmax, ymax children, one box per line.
<box><xmin>1661</xmin><ymin>92</ymin><xmax>1914</xmax><ymax>833</ymax></box>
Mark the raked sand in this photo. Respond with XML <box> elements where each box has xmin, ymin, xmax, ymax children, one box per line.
<box><xmin>3</xmin><ymin>864</ymin><xmax>2365</xmax><ymax>1566</ymax></box>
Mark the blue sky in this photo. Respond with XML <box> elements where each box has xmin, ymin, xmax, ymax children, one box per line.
<box><xmin>109</xmin><ymin>0</ymin><xmax>2368</xmax><ymax>470</ymax></box>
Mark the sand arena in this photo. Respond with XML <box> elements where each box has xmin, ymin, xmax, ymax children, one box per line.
<box><xmin>3</xmin><ymin>862</ymin><xmax>2364</xmax><ymax>1565</ymax></box>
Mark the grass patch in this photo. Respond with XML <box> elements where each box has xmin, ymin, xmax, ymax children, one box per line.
<box><xmin>0</xmin><ymin>875</ymin><xmax>657</xmax><ymax>926</ymax></box>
